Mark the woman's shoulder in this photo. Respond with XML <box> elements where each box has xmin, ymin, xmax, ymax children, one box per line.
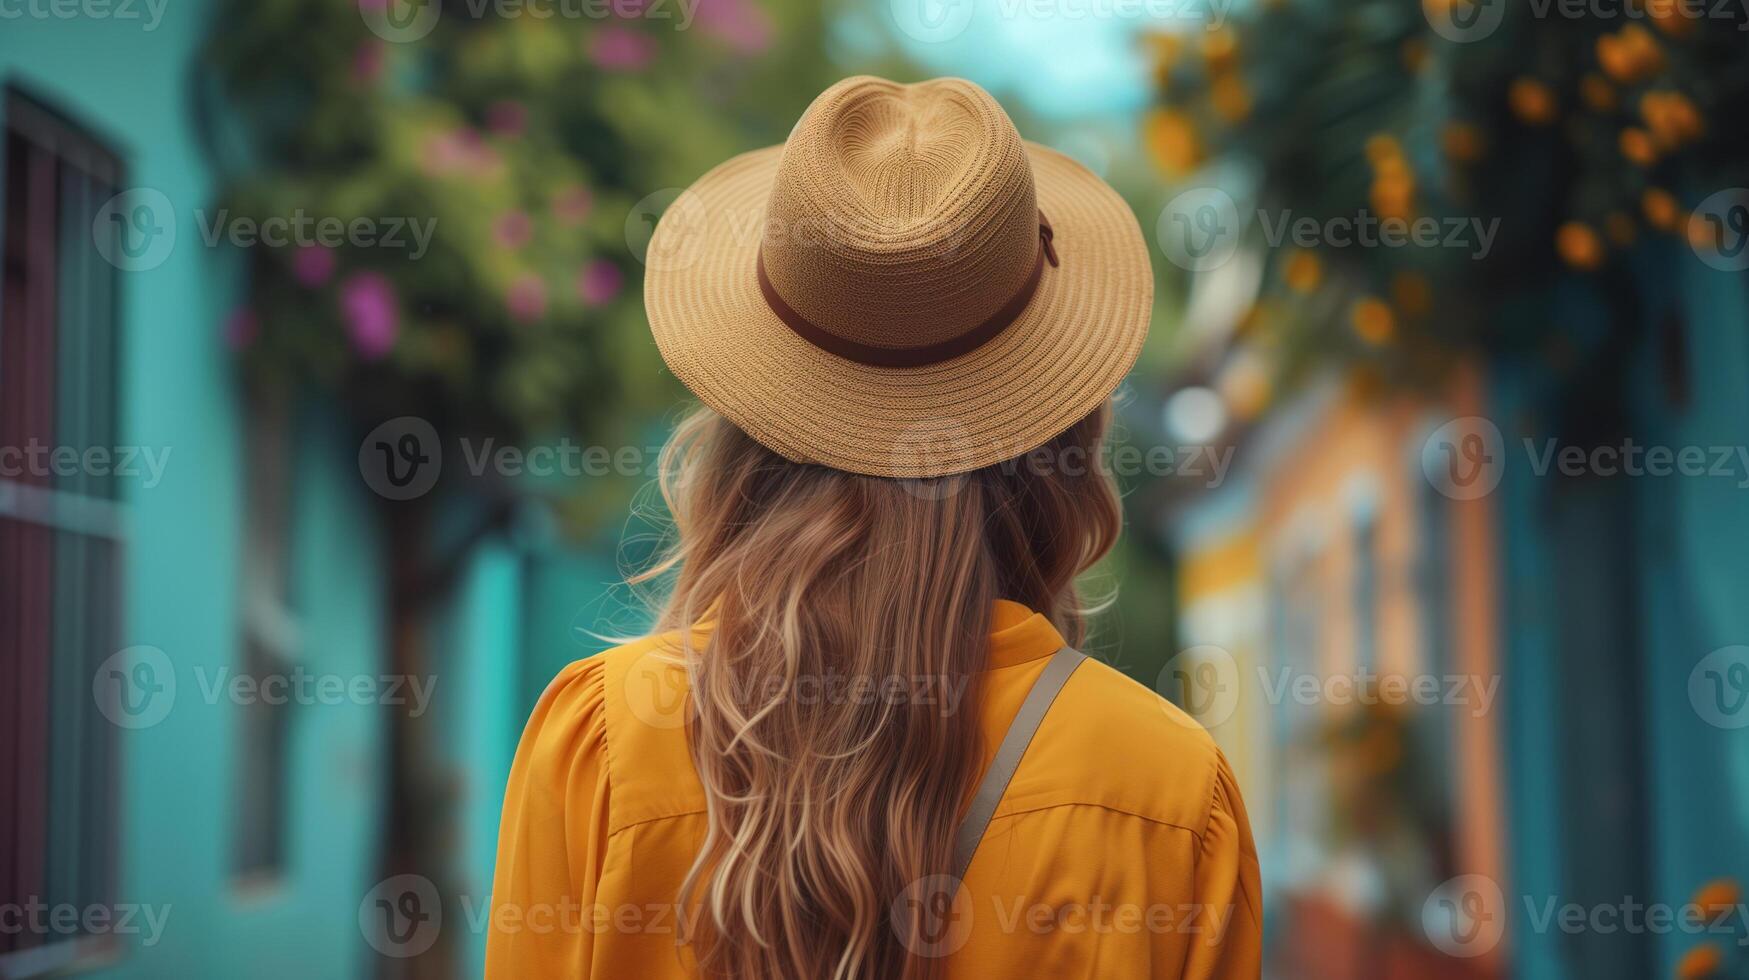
<box><xmin>519</xmin><ymin>634</ymin><xmax>707</xmax><ymax>836</ymax></box>
<box><xmin>1017</xmin><ymin>655</ymin><xmax>1237</xmax><ymax>839</ymax></box>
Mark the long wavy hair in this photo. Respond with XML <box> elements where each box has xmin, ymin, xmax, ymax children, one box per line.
<box><xmin>631</xmin><ymin>401</ymin><xmax>1122</xmax><ymax>980</ymax></box>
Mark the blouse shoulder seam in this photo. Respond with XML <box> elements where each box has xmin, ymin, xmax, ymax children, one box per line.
<box><xmin>991</xmin><ymin>799</ymin><xmax>1210</xmax><ymax>844</ymax></box>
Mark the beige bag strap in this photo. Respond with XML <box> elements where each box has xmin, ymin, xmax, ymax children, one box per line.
<box><xmin>951</xmin><ymin>646</ymin><xmax>1088</xmax><ymax>881</ymax></box>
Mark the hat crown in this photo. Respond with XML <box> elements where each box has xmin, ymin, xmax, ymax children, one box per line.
<box><xmin>760</xmin><ymin>77</ymin><xmax>1042</xmax><ymax>353</ymax></box>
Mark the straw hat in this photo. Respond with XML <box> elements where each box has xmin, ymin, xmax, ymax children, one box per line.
<box><xmin>644</xmin><ymin>75</ymin><xmax>1152</xmax><ymax>478</ymax></box>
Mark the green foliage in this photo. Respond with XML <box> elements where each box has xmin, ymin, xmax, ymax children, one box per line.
<box><xmin>1147</xmin><ymin>0</ymin><xmax>1749</xmax><ymax>386</ymax></box>
<box><xmin>206</xmin><ymin>0</ymin><xmax>834</xmax><ymax>466</ymax></box>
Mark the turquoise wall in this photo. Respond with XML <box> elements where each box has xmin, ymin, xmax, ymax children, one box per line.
<box><xmin>1494</xmin><ymin>245</ymin><xmax>1749</xmax><ymax>980</ymax></box>
<box><xmin>2</xmin><ymin>5</ymin><xmax>387</xmax><ymax>977</ymax></box>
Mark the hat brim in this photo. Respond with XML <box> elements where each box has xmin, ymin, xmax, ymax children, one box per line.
<box><xmin>643</xmin><ymin>141</ymin><xmax>1153</xmax><ymax>478</ymax></box>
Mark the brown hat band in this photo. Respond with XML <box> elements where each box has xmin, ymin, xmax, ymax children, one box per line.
<box><xmin>756</xmin><ymin>212</ymin><xmax>1060</xmax><ymax>368</ymax></box>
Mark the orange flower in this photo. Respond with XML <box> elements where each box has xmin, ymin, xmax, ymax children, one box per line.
<box><xmin>1351</xmin><ymin>298</ymin><xmax>1395</xmax><ymax>345</ymax></box>
<box><xmin>1676</xmin><ymin>943</ymin><xmax>1723</xmax><ymax>979</ymax></box>
<box><xmin>1442</xmin><ymin>122</ymin><xmax>1486</xmax><ymax>163</ymax></box>
<box><xmin>1509</xmin><ymin>78</ymin><xmax>1557</xmax><ymax>125</ymax></box>
<box><xmin>1597</xmin><ymin>34</ymin><xmax>1636</xmax><ymax>81</ymax></box>
<box><xmin>1621</xmin><ymin>24</ymin><xmax>1666</xmax><ymax>74</ymax></box>
<box><xmin>1691</xmin><ymin>879</ymin><xmax>1741</xmax><ymax>916</ymax></box>
<box><xmin>1581</xmin><ymin>73</ymin><xmax>1617</xmax><ymax>111</ymax></box>
<box><xmin>1646</xmin><ymin>0</ymin><xmax>1699</xmax><ymax>36</ymax></box>
<box><xmin>1620</xmin><ymin>127</ymin><xmax>1658</xmax><ymax>166</ymax></box>
<box><xmin>1201</xmin><ymin>28</ymin><xmax>1238</xmax><ymax>70</ymax></box>
<box><xmin>1605</xmin><ymin>211</ymin><xmax>1636</xmax><ymax>246</ymax></box>
<box><xmin>1402</xmin><ymin>37</ymin><xmax>1429</xmax><ymax>74</ymax></box>
<box><xmin>1365</xmin><ymin>133</ymin><xmax>1403</xmax><ymax>166</ymax></box>
<box><xmin>1557</xmin><ymin>221</ymin><xmax>1605</xmax><ymax>270</ymax></box>
<box><xmin>1371</xmin><ymin>174</ymin><xmax>1416</xmax><ymax>222</ymax></box>
<box><xmin>1391</xmin><ymin>271</ymin><xmax>1433</xmax><ymax>318</ymax></box>
<box><xmin>1686</xmin><ymin>211</ymin><xmax>1718</xmax><ymax>251</ymax></box>
<box><xmin>1643</xmin><ymin>188</ymin><xmax>1681</xmax><ymax>230</ymax></box>
<box><xmin>1144</xmin><ymin>108</ymin><xmax>1202</xmax><ymax>177</ymax></box>
<box><xmin>1598</xmin><ymin>27</ymin><xmax>1663</xmax><ymax>83</ymax></box>
<box><xmin>1283</xmin><ymin>251</ymin><xmax>1322</xmax><ymax>292</ymax></box>
<box><xmin>1211</xmin><ymin>75</ymin><xmax>1253</xmax><ymax>123</ymax></box>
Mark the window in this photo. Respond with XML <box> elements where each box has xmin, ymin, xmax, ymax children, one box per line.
<box><xmin>0</xmin><ymin>86</ymin><xmax>127</xmax><ymax>973</ymax></box>
<box><xmin>233</xmin><ymin>389</ymin><xmax>296</xmax><ymax>883</ymax></box>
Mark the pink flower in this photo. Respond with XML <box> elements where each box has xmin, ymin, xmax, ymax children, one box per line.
<box><xmin>697</xmin><ymin>0</ymin><xmax>773</xmax><ymax>55</ymax></box>
<box><xmin>340</xmin><ymin>273</ymin><xmax>398</xmax><ymax>360</ymax></box>
<box><xmin>577</xmin><ymin>260</ymin><xmax>623</xmax><ymax>306</ymax></box>
<box><xmin>507</xmin><ymin>274</ymin><xmax>548</xmax><ymax>323</ymax></box>
<box><xmin>589</xmin><ymin>27</ymin><xmax>657</xmax><ymax>71</ymax></box>
<box><xmin>224</xmin><ymin>308</ymin><xmax>259</xmax><ymax>351</ymax></box>
<box><xmin>486</xmin><ymin>100</ymin><xmax>527</xmax><ymax>137</ymax></box>
<box><xmin>293</xmin><ymin>244</ymin><xmax>336</xmax><ymax>287</ymax></box>
<box><xmin>495</xmin><ymin>211</ymin><xmax>533</xmax><ymax>250</ymax></box>
<box><xmin>421</xmin><ymin>127</ymin><xmax>504</xmax><ymax>178</ymax></box>
<box><xmin>352</xmin><ymin>40</ymin><xmax>385</xmax><ymax>85</ymax></box>
<box><xmin>552</xmin><ymin>185</ymin><xmax>593</xmax><ymax>226</ymax></box>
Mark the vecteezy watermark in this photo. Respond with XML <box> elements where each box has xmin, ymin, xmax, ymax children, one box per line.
<box><xmin>1157</xmin><ymin>188</ymin><xmax>1500</xmax><ymax>272</ymax></box>
<box><xmin>1158</xmin><ymin>646</ymin><xmax>1501</xmax><ymax>731</ymax></box>
<box><xmin>890</xmin><ymin>0</ymin><xmax>1230</xmax><ymax>44</ymax></box>
<box><xmin>92</xmin><ymin>189</ymin><xmax>436</xmax><ymax>271</ymax></box>
<box><xmin>1523</xmin><ymin>894</ymin><xmax>1749</xmax><ymax>945</ymax></box>
<box><xmin>361</xmin><ymin>0</ymin><xmax>701</xmax><ymax>42</ymax></box>
<box><xmin>0</xmin><ymin>899</ymin><xmax>172</xmax><ymax>947</ymax></box>
<box><xmin>1256</xmin><ymin>210</ymin><xmax>1499</xmax><ymax>260</ymax></box>
<box><xmin>891</xmin><ymin>875</ymin><xmax>975</xmax><ymax>957</ymax></box>
<box><xmin>93</xmin><ymin>188</ymin><xmax>176</xmax><ymax>272</ymax></box>
<box><xmin>91</xmin><ymin>648</ymin><xmax>437</xmax><ymax>729</ymax></box>
<box><xmin>1421</xmin><ymin>416</ymin><xmax>1749</xmax><ymax>500</ymax></box>
<box><xmin>1424</xmin><ymin>875</ymin><xmax>1749</xmax><ymax>956</ymax></box>
<box><xmin>359</xmin><ymin>417</ymin><xmax>443</xmax><ymax>501</ymax></box>
<box><xmin>1690</xmin><ymin>188</ymin><xmax>1749</xmax><ymax>272</ymax></box>
<box><xmin>1421</xmin><ymin>417</ymin><xmax>1506</xmax><ymax>501</ymax></box>
<box><xmin>620</xmin><ymin>646</ymin><xmax>975</xmax><ymax>731</ymax></box>
<box><xmin>360</xmin><ymin>417</ymin><xmax>1237</xmax><ymax>501</ymax></box>
<box><xmin>194</xmin><ymin>209</ymin><xmax>436</xmax><ymax>260</ymax></box>
<box><xmin>1422</xmin><ymin>874</ymin><xmax>1506</xmax><ymax>956</ymax></box>
<box><xmin>93</xmin><ymin>646</ymin><xmax>177</xmax><ymax>729</ymax></box>
<box><xmin>1690</xmin><ymin>646</ymin><xmax>1749</xmax><ymax>730</ymax></box>
<box><xmin>1157</xmin><ymin>645</ymin><xmax>1242</xmax><ymax>729</ymax></box>
<box><xmin>0</xmin><ymin>441</ymin><xmax>173</xmax><ymax>489</ymax></box>
<box><xmin>0</xmin><ymin>0</ymin><xmax>168</xmax><ymax>30</ymax></box>
<box><xmin>1258</xmin><ymin>666</ymin><xmax>1500</xmax><ymax>718</ymax></box>
<box><xmin>360</xmin><ymin>874</ymin><xmax>443</xmax><ymax>958</ymax></box>
<box><xmin>191</xmin><ymin>667</ymin><xmax>438</xmax><ymax>717</ymax></box>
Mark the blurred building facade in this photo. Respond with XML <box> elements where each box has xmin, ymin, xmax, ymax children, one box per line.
<box><xmin>1162</xmin><ymin>239</ymin><xmax>1749</xmax><ymax>979</ymax></box>
<box><xmin>0</xmin><ymin>8</ymin><xmax>630</xmax><ymax>978</ymax></box>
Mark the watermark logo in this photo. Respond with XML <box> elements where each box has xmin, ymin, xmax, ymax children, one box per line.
<box><xmin>93</xmin><ymin>188</ymin><xmax>176</xmax><ymax>272</ymax></box>
<box><xmin>1690</xmin><ymin>188</ymin><xmax>1749</xmax><ymax>272</ymax></box>
<box><xmin>889</xmin><ymin>0</ymin><xmax>976</xmax><ymax>42</ymax></box>
<box><xmin>359</xmin><ymin>0</ymin><xmax>441</xmax><ymax>43</ymax></box>
<box><xmin>1690</xmin><ymin>646</ymin><xmax>1749</xmax><ymax>729</ymax></box>
<box><xmin>359</xmin><ymin>417</ymin><xmax>443</xmax><ymax>500</ymax></box>
<box><xmin>624</xmin><ymin>649</ymin><xmax>691</xmax><ymax>730</ymax></box>
<box><xmin>626</xmin><ymin>188</ymin><xmax>710</xmax><ymax>272</ymax></box>
<box><xmin>1157</xmin><ymin>644</ymin><xmax>1240</xmax><ymax>729</ymax></box>
<box><xmin>1423</xmin><ymin>0</ymin><xmax>1505</xmax><ymax>42</ymax></box>
<box><xmin>891</xmin><ymin>875</ymin><xmax>973</xmax><ymax>957</ymax></box>
<box><xmin>1423</xmin><ymin>874</ymin><xmax>1506</xmax><ymax>957</ymax></box>
<box><xmin>93</xmin><ymin>646</ymin><xmax>177</xmax><ymax>729</ymax></box>
<box><xmin>360</xmin><ymin>874</ymin><xmax>443</xmax><ymax>958</ymax></box>
<box><xmin>1158</xmin><ymin>188</ymin><xmax>1241</xmax><ymax>273</ymax></box>
<box><xmin>891</xmin><ymin>418</ymin><xmax>978</xmax><ymax>501</ymax></box>
<box><xmin>0</xmin><ymin>0</ymin><xmax>170</xmax><ymax>29</ymax></box>
<box><xmin>1421</xmin><ymin>416</ymin><xmax>1506</xmax><ymax>501</ymax></box>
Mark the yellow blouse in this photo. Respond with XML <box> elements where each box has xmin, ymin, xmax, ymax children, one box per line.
<box><xmin>488</xmin><ymin>601</ymin><xmax>1262</xmax><ymax>978</ymax></box>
